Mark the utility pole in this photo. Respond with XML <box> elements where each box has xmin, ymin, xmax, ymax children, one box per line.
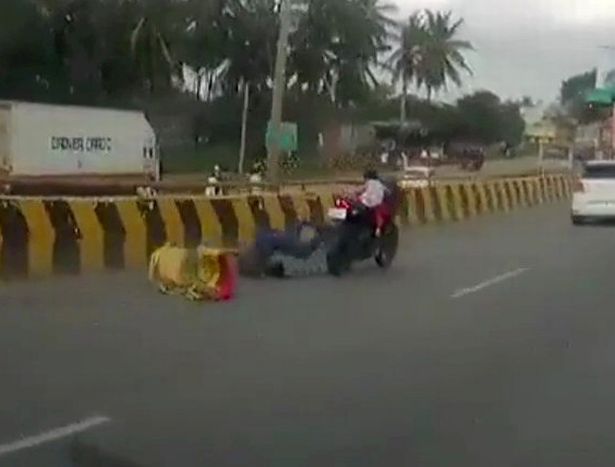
<box><xmin>538</xmin><ymin>138</ymin><xmax>545</xmax><ymax>175</ymax></box>
<box><xmin>238</xmin><ymin>82</ymin><xmax>250</xmax><ymax>174</ymax></box>
<box><xmin>267</xmin><ymin>0</ymin><xmax>292</xmax><ymax>183</ymax></box>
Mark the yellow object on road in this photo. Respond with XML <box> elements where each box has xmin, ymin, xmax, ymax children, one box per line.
<box><xmin>148</xmin><ymin>244</ymin><xmax>237</xmax><ymax>301</ymax></box>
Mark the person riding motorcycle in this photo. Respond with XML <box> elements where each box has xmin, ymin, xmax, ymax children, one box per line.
<box><xmin>326</xmin><ymin>169</ymin><xmax>399</xmax><ymax>276</ymax></box>
<box><xmin>356</xmin><ymin>169</ymin><xmax>389</xmax><ymax>237</ymax></box>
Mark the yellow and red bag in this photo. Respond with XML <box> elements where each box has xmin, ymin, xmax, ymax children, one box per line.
<box><xmin>149</xmin><ymin>244</ymin><xmax>237</xmax><ymax>301</ymax></box>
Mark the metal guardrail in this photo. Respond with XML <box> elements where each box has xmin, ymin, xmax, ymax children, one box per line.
<box><xmin>0</xmin><ymin>167</ymin><xmax>571</xmax><ymax>197</ymax></box>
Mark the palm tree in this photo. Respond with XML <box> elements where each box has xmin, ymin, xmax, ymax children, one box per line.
<box><xmin>219</xmin><ymin>0</ymin><xmax>278</xmax><ymax>94</ymax></box>
<box><xmin>389</xmin><ymin>11</ymin><xmax>427</xmax><ymax>123</ymax></box>
<box><xmin>130</xmin><ymin>0</ymin><xmax>186</xmax><ymax>94</ymax></box>
<box><xmin>48</xmin><ymin>0</ymin><xmax>110</xmax><ymax>97</ymax></box>
<box><xmin>419</xmin><ymin>10</ymin><xmax>473</xmax><ymax>100</ymax></box>
<box><xmin>390</xmin><ymin>9</ymin><xmax>472</xmax><ymax>119</ymax></box>
<box><xmin>0</xmin><ymin>0</ymin><xmax>62</xmax><ymax>98</ymax></box>
<box><xmin>290</xmin><ymin>0</ymin><xmax>396</xmax><ymax>107</ymax></box>
<box><xmin>219</xmin><ymin>0</ymin><xmax>279</xmax><ymax>173</ymax></box>
<box><xmin>333</xmin><ymin>0</ymin><xmax>396</xmax><ymax>106</ymax></box>
<box><xmin>180</xmin><ymin>0</ymin><xmax>227</xmax><ymax>101</ymax></box>
<box><xmin>289</xmin><ymin>0</ymin><xmax>337</xmax><ymax>96</ymax></box>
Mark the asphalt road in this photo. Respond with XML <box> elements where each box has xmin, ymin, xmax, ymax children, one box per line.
<box><xmin>3</xmin><ymin>201</ymin><xmax>615</xmax><ymax>467</ymax></box>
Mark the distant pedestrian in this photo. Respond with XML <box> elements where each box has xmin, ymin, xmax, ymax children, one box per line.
<box><xmin>205</xmin><ymin>165</ymin><xmax>222</xmax><ymax>197</ymax></box>
<box><xmin>400</xmin><ymin>151</ymin><xmax>409</xmax><ymax>171</ymax></box>
<box><xmin>380</xmin><ymin>150</ymin><xmax>389</xmax><ymax>166</ymax></box>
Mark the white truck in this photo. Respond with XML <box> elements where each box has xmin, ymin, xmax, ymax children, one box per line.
<box><xmin>0</xmin><ymin>101</ymin><xmax>159</xmax><ymax>181</ymax></box>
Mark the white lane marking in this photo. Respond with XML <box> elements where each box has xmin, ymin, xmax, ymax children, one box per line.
<box><xmin>0</xmin><ymin>416</ymin><xmax>111</xmax><ymax>457</ymax></box>
<box><xmin>452</xmin><ymin>268</ymin><xmax>530</xmax><ymax>299</ymax></box>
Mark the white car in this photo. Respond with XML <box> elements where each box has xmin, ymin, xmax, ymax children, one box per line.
<box><xmin>399</xmin><ymin>166</ymin><xmax>435</xmax><ymax>189</ymax></box>
<box><xmin>572</xmin><ymin>161</ymin><xmax>615</xmax><ymax>224</ymax></box>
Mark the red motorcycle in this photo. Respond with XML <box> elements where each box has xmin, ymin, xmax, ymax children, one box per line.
<box><xmin>325</xmin><ymin>186</ymin><xmax>400</xmax><ymax>276</ymax></box>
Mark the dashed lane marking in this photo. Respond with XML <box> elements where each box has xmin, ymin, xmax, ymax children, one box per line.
<box><xmin>452</xmin><ymin>268</ymin><xmax>530</xmax><ymax>299</ymax></box>
<box><xmin>0</xmin><ymin>415</ymin><xmax>111</xmax><ymax>457</ymax></box>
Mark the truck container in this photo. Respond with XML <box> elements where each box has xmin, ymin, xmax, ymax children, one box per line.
<box><xmin>0</xmin><ymin>101</ymin><xmax>159</xmax><ymax>181</ymax></box>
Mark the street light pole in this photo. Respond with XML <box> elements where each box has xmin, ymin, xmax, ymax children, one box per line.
<box><xmin>267</xmin><ymin>0</ymin><xmax>292</xmax><ymax>183</ymax></box>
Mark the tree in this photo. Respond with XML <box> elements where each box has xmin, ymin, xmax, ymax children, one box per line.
<box><xmin>389</xmin><ymin>9</ymin><xmax>472</xmax><ymax>125</ymax></box>
<box><xmin>130</xmin><ymin>0</ymin><xmax>186</xmax><ymax>94</ymax></box>
<box><xmin>560</xmin><ymin>69</ymin><xmax>597</xmax><ymax>122</ymax></box>
<box><xmin>456</xmin><ymin>91</ymin><xmax>525</xmax><ymax>145</ymax></box>
<box><xmin>561</xmin><ymin>69</ymin><xmax>596</xmax><ymax>104</ymax></box>
<box><xmin>331</xmin><ymin>0</ymin><xmax>396</xmax><ymax>107</ymax></box>
<box><xmin>98</xmin><ymin>0</ymin><xmax>147</xmax><ymax>98</ymax></box>
<box><xmin>418</xmin><ymin>10</ymin><xmax>473</xmax><ymax>100</ymax></box>
<box><xmin>218</xmin><ymin>0</ymin><xmax>278</xmax><ymax>95</ymax></box>
<box><xmin>0</xmin><ymin>0</ymin><xmax>486</xmax><ymax>171</ymax></box>
<box><xmin>180</xmin><ymin>0</ymin><xmax>228</xmax><ymax>101</ymax></box>
<box><xmin>0</xmin><ymin>0</ymin><xmax>65</xmax><ymax>100</ymax></box>
<box><xmin>498</xmin><ymin>101</ymin><xmax>526</xmax><ymax>146</ymax></box>
<box><xmin>219</xmin><ymin>0</ymin><xmax>280</xmax><ymax>172</ymax></box>
<box><xmin>290</xmin><ymin>0</ymin><xmax>338</xmax><ymax>96</ymax></box>
<box><xmin>290</xmin><ymin>0</ymin><xmax>396</xmax><ymax>107</ymax></box>
<box><xmin>48</xmin><ymin>0</ymin><xmax>107</xmax><ymax>98</ymax></box>
<box><xmin>389</xmin><ymin>11</ymin><xmax>428</xmax><ymax>123</ymax></box>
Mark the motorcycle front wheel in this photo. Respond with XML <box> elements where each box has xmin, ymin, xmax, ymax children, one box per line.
<box><xmin>375</xmin><ymin>224</ymin><xmax>399</xmax><ymax>269</ymax></box>
<box><xmin>326</xmin><ymin>225</ymin><xmax>353</xmax><ymax>277</ymax></box>
<box><xmin>326</xmin><ymin>249</ymin><xmax>352</xmax><ymax>276</ymax></box>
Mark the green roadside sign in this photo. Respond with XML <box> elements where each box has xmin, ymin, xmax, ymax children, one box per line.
<box><xmin>586</xmin><ymin>87</ymin><xmax>615</xmax><ymax>106</ymax></box>
<box><xmin>266</xmin><ymin>121</ymin><xmax>298</xmax><ymax>152</ymax></box>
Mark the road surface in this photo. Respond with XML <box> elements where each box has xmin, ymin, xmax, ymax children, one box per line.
<box><xmin>2</xmin><ymin>201</ymin><xmax>615</xmax><ymax>467</ymax></box>
<box><xmin>165</xmin><ymin>156</ymin><xmax>568</xmax><ymax>192</ymax></box>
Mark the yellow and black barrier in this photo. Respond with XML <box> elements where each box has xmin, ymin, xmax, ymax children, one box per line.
<box><xmin>402</xmin><ymin>175</ymin><xmax>570</xmax><ymax>225</ymax></box>
<box><xmin>0</xmin><ymin>175</ymin><xmax>570</xmax><ymax>279</ymax></box>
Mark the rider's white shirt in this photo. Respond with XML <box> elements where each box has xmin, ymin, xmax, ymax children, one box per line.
<box><xmin>360</xmin><ymin>180</ymin><xmax>386</xmax><ymax>208</ymax></box>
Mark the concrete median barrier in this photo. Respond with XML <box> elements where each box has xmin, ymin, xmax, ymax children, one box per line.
<box><xmin>400</xmin><ymin>175</ymin><xmax>571</xmax><ymax>225</ymax></box>
<box><xmin>0</xmin><ymin>174</ymin><xmax>571</xmax><ymax>279</ymax></box>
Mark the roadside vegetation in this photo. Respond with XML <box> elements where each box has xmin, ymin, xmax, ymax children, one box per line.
<box><xmin>0</xmin><ymin>0</ymin><xmax>526</xmax><ymax>174</ymax></box>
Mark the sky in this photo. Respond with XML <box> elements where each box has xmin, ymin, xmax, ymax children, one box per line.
<box><xmin>393</xmin><ymin>0</ymin><xmax>615</xmax><ymax>102</ymax></box>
